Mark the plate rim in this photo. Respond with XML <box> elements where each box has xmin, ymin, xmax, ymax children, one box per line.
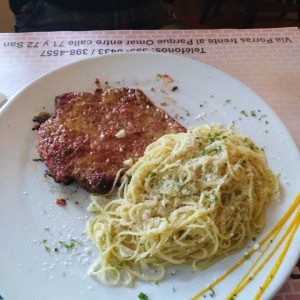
<box><xmin>0</xmin><ymin>52</ymin><xmax>299</xmax><ymax>300</ymax></box>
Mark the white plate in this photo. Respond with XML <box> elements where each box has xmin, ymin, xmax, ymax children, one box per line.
<box><xmin>0</xmin><ymin>53</ymin><xmax>299</xmax><ymax>300</ymax></box>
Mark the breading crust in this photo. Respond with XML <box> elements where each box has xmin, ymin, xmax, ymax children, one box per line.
<box><xmin>35</xmin><ymin>88</ymin><xmax>186</xmax><ymax>193</ymax></box>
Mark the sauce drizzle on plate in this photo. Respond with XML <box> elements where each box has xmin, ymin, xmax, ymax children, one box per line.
<box><xmin>191</xmin><ymin>194</ymin><xmax>300</xmax><ymax>300</ymax></box>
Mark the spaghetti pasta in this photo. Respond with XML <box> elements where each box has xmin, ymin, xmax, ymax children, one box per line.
<box><xmin>87</xmin><ymin>124</ymin><xmax>280</xmax><ymax>286</ymax></box>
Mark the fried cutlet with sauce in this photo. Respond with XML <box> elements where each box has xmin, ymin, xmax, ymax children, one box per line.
<box><xmin>35</xmin><ymin>88</ymin><xmax>186</xmax><ymax>194</ymax></box>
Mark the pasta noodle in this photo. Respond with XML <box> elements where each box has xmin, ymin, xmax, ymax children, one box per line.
<box><xmin>87</xmin><ymin>124</ymin><xmax>280</xmax><ymax>286</ymax></box>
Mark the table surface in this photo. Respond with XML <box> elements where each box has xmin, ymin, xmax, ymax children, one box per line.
<box><xmin>0</xmin><ymin>27</ymin><xmax>299</xmax><ymax>300</ymax></box>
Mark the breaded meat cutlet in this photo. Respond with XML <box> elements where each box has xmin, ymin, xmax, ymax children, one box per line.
<box><xmin>35</xmin><ymin>87</ymin><xmax>186</xmax><ymax>193</ymax></box>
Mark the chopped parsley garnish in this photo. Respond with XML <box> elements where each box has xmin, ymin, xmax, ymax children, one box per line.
<box><xmin>42</xmin><ymin>239</ymin><xmax>51</xmax><ymax>252</ymax></box>
<box><xmin>126</xmin><ymin>174</ymin><xmax>132</xmax><ymax>183</ymax></box>
<box><xmin>209</xmin><ymin>288</ymin><xmax>216</xmax><ymax>297</ymax></box>
<box><xmin>58</xmin><ymin>239</ymin><xmax>79</xmax><ymax>249</ymax></box>
<box><xmin>209</xmin><ymin>194</ymin><xmax>219</xmax><ymax>202</ymax></box>
<box><xmin>202</xmin><ymin>146</ymin><xmax>222</xmax><ymax>156</ymax></box>
<box><xmin>240</xmin><ymin>110</ymin><xmax>248</xmax><ymax>117</ymax></box>
<box><xmin>207</xmin><ymin>134</ymin><xmax>217</xmax><ymax>143</ymax></box>
<box><xmin>150</xmin><ymin>171</ymin><xmax>157</xmax><ymax>178</ymax></box>
<box><xmin>138</xmin><ymin>292</ymin><xmax>149</xmax><ymax>300</ymax></box>
<box><xmin>44</xmin><ymin>245</ymin><xmax>51</xmax><ymax>252</ymax></box>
